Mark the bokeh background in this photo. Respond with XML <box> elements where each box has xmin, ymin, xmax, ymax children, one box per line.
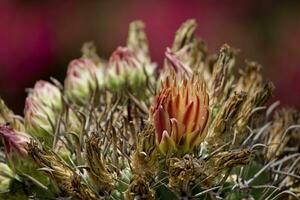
<box><xmin>1</xmin><ymin>0</ymin><xmax>300</xmax><ymax>114</ymax></box>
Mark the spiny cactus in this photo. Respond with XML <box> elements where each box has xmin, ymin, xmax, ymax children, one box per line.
<box><xmin>0</xmin><ymin>19</ymin><xmax>300</xmax><ymax>200</ymax></box>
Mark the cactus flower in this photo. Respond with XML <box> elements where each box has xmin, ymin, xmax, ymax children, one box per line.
<box><xmin>30</xmin><ymin>80</ymin><xmax>62</xmax><ymax>112</ymax></box>
<box><xmin>0</xmin><ymin>125</ymin><xmax>30</xmax><ymax>156</ymax></box>
<box><xmin>64</xmin><ymin>58</ymin><xmax>103</xmax><ymax>104</ymax></box>
<box><xmin>150</xmin><ymin>75</ymin><xmax>209</xmax><ymax>155</ymax></box>
<box><xmin>107</xmin><ymin>46</ymin><xmax>147</xmax><ymax>92</ymax></box>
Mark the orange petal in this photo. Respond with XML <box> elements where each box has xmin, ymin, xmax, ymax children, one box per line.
<box><xmin>153</xmin><ymin>106</ymin><xmax>171</xmax><ymax>143</ymax></box>
<box><xmin>183</xmin><ymin>101</ymin><xmax>194</xmax><ymax>132</ymax></box>
<box><xmin>159</xmin><ymin>130</ymin><xmax>176</xmax><ymax>155</ymax></box>
<box><xmin>170</xmin><ymin>118</ymin><xmax>180</xmax><ymax>144</ymax></box>
<box><xmin>185</xmin><ymin>128</ymin><xmax>202</xmax><ymax>151</ymax></box>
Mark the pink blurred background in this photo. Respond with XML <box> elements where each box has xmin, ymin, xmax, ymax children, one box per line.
<box><xmin>1</xmin><ymin>0</ymin><xmax>300</xmax><ymax>113</ymax></box>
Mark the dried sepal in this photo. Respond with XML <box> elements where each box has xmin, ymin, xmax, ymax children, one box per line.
<box><xmin>235</xmin><ymin>61</ymin><xmax>263</xmax><ymax>94</ymax></box>
<box><xmin>127</xmin><ymin>20</ymin><xmax>150</xmax><ymax>63</ymax></box>
<box><xmin>86</xmin><ymin>134</ymin><xmax>115</xmax><ymax>195</ymax></box>
<box><xmin>166</xmin><ymin>19</ymin><xmax>206</xmax><ymax>76</ymax></box>
<box><xmin>231</xmin><ymin>63</ymin><xmax>273</xmax><ymax>142</ymax></box>
<box><xmin>27</xmin><ymin>141</ymin><xmax>97</xmax><ymax>200</ymax></box>
<box><xmin>206</xmin><ymin>92</ymin><xmax>247</xmax><ymax>150</ymax></box>
<box><xmin>167</xmin><ymin>155</ymin><xmax>205</xmax><ymax>195</ymax></box>
<box><xmin>71</xmin><ymin>174</ymin><xmax>101</xmax><ymax>200</ymax></box>
<box><xmin>266</xmin><ymin>108</ymin><xmax>300</xmax><ymax>160</ymax></box>
<box><xmin>81</xmin><ymin>41</ymin><xmax>105</xmax><ymax>66</ymax></box>
<box><xmin>131</xmin><ymin>125</ymin><xmax>159</xmax><ymax>176</ymax></box>
<box><xmin>210</xmin><ymin>44</ymin><xmax>237</xmax><ymax>105</ymax></box>
<box><xmin>164</xmin><ymin>49</ymin><xmax>193</xmax><ymax>78</ymax></box>
<box><xmin>171</xmin><ymin>19</ymin><xmax>197</xmax><ymax>52</ymax></box>
<box><xmin>124</xmin><ymin>174</ymin><xmax>155</xmax><ymax>200</ymax></box>
<box><xmin>209</xmin><ymin>149</ymin><xmax>253</xmax><ymax>170</ymax></box>
<box><xmin>203</xmin><ymin>149</ymin><xmax>253</xmax><ymax>186</ymax></box>
<box><xmin>234</xmin><ymin>82</ymin><xmax>274</xmax><ymax>143</ymax></box>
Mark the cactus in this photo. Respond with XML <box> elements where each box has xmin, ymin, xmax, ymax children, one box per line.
<box><xmin>0</xmin><ymin>19</ymin><xmax>300</xmax><ymax>200</ymax></box>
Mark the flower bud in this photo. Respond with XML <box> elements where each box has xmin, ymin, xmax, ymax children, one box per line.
<box><xmin>0</xmin><ymin>125</ymin><xmax>30</xmax><ymax>156</ymax></box>
<box><xmin>127</xmin><ymin>21</ymin><xmax>150</xmax><ymax>63</ymax></box>
<box><xmin>107</xmin><ymin>46</ymin><xmax>147</xmax><ymax>92</ymax></box>
<box><xmin>24</xmin><ymin>97</ymin><xmax>55</xmax><ymax>140</ymax></box>
<box><xmin>24</xmin><ymin>81</ymin><xmax>62</xmax><ymax>142</ymax></box>
<box><xmin>64</xmin><ymin>58</ymin><xmax>103</xmax><ymax>104</ymax></box>
<box><xmin>30</xmin><ymin>80</ymin><xmax>62</xmax><ymax>112</ymax></box>
<box><xmin>150</xmin><ymin>75</ymin><xmax>209</xmax><ymax>155</ymax></box>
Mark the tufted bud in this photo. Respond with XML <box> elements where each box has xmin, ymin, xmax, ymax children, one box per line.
<box><xmin>64</xmin><ymin>58</ymin><xmax>103</xmax><ymax>104</ymax></box>
<box><xmin>150</xmin><ymin>75</ymin><xmax>209</xmax><ymax>155</ymax></box>
<box><xmin>24</xmin><ymin>81</ymin><xmax>62</xmax><ymax>142</ymax></box>
<box><xmin>0</xmin><ymin>125</ymin><xmax>30</xmax><ymax>156</ymax></box>
<box><xmin>24</xmin><ymin>97</ymin><xmax>55</xmax><ymax>141</ymax></box>
<box><xmin>30</xmin><ymin>80</ymin><xmax>62</xmax><ymax>112</ymax></box>
<box><xmin>107</xmin><ymin>46</ymin><xmax>147</xmax><ymax>93</ymax></box>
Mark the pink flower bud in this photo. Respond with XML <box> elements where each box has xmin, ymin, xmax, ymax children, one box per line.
<box><xmin>107</xmin><ymin>46</ymin><xmax>146</xmax><ymax>90</ymax></box>
<box><xmin>24</xmin><ymin>97</ymin><xmax>55</xmax><ymax>140</ymax></box>
<box><xmin>0</xmin><ymin>125</ymin><xmax>30</xmax><ymax>156</ymax></box>
<box><xmin>30</xmin><ymin>80</ymin><xmax>62</xmax><ymax>112</ymax></box>
<box><xmin>64</xmin><ymin>58</ymin><xmax>102</xmax><ymax>104</ymax></box>
<box><xmin>24</xmin><ymin>81</ymin><xmax>62</xmax><ymax>142</ymax></box>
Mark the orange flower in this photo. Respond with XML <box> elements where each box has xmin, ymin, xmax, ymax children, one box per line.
<box><xmin>150</xmin><ymin>75</ymin><xmax>209</xmax><ymax>155</ymax></box>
